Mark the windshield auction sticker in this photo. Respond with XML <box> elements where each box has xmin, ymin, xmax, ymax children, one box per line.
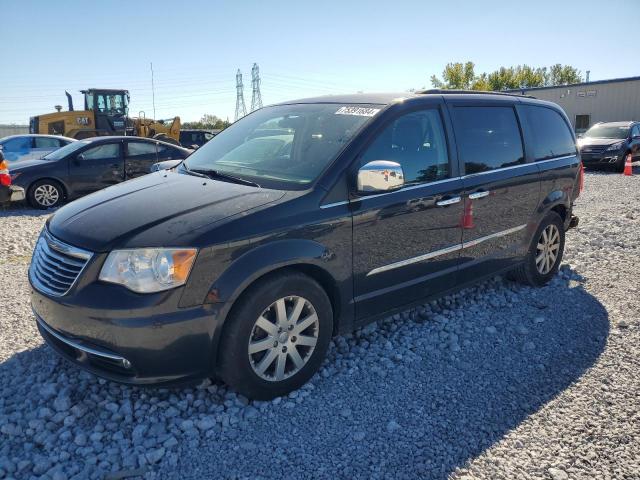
<box><xmin>335</xmin><ymin>106</ymin><xmax>381</xmax><ymax>117</ymax></box>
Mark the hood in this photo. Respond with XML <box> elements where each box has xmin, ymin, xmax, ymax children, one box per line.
<box><xmin>578</xmin><ymin>137</ymin><xmax>626</xmax><ymax>148</ymax></box>
<box><xmin>48</xmin><ymin>170</ymin><xmax>286</xmax><ymax>252</ymax></box>
<box><xmin>9</xmin><ymin>158</ymin><xmax>51</xmax><ymax>171</ymax></box>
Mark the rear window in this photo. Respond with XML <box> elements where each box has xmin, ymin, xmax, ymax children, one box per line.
<box><xmin>520</xmin><ymin>105</ymin><xmax>576</xmax><ymax>161</ymax></box>
<box><xmin>452</xmin><ymin>106</ymin><xmax>525</xmax><ymax>174</ymax></box>
<box><xmin>34</xmin><ymin>137</ymin><xmax>61</xmax><ymax>148</ymax></box>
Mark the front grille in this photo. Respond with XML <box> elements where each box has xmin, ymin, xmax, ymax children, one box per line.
<box><xmin>29</xmin><ymin>229</ymin><xmax>92</xmax><ymax>296</ymax></box>
<box><xmin>580</xmin><ymin>145</ymin><xmax>607</xmax><ymax>154</ymax></box>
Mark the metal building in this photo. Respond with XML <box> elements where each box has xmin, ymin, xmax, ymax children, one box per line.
<box><xmin>510</xmin><ymin>76</ymin><xmax>640</xmax><ymax>133</ymax></box>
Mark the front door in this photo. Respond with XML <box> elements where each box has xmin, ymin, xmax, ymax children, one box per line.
<box><xmin>125</xmin><ymin>140</ymin><xmax>158</xmax><ymax>179</ymax></box>
<box><xmin>69</xmin><ymin>141</ymin><xmax>125</xmax><ymax>195</ymax></box>
<box><xmin>352</xmin><ymin>105</ymin><xmax>464</xmax><ymax>320</ymax></box>
<box><xmin>447</xmin><ymin>102</ymin><xmax>540</xmax><ymax>279</ymax></box>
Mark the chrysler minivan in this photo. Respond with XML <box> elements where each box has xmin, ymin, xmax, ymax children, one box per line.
<box><xmin>30</xmin><ymin>91</ymin><xmax>582</xmax><ymax>399</ymax></box>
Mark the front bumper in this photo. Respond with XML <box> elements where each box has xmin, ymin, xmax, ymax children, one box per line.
<box><xmin>0</xmin><ymin>185</ymin><xmax>25</xmax><ymax>204</ymax></box>
<box><xmin>580</xmin><ymin>151</ymin><xmax>623</xmax><ymax>165</ymax></box>
<box><xmin>31</xmin><ymin>283</ymin><xmax>223</xmax><ymax>386</ymax></box>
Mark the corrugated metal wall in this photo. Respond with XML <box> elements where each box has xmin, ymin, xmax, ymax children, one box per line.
<box><xmin>518</xmin><ymin>78</ymin><xmax>640</xmax><ymax>132</ymax></box>
<box><xmin>0</xmin><ymin>125</ymin><xmax>29</xmax><ymax>137</ymax></box>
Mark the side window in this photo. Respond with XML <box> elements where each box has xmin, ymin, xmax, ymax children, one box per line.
<box><xmin>360</xmin><ymin>109</ymin><xmax>450</xmax><ymax>183</ymax></box>
<box><xmin>520</xmin><ymin>106</ymin><xmax>576</xmax><ymax>161</ymax></box>
<box><xmin>34</xmin><ymin>137</ymin><xmax>62</xmax><ymax>149</ymax></box>
<box><xmin>452</xmin><ymin>106</ymin><xmax>524</xmax><ymax>174</ymax></box>
<box><xmin>127</xmin><ymin>141</ymin><xmax>157</xmax><ymax>157</ymax></box>
<box><xmin>81</xmin><ymin>143</ymin><xmax>120</xmax><ymax>160</ymax></box>
<box><xmin>632</xmin><ymin>125</ymin><xmax>640</xmax><ymax>138</ymax></box>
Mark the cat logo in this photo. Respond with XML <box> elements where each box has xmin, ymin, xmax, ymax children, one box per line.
<box><xmin>76</xmin><ymin>116</ymin><xmax>91</xmax><ymax>125</ymax></box>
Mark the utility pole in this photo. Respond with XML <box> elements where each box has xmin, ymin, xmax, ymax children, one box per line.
<box><xmin>150</xmin><ymin>62</ymin><xmax>156</xmax><ymax>119</ymax></box>
<box><xmin>235</xmin><ymin>69</ymin><xmax>247</xmax><ymax>121</ymax></box>
<box><xmin>250</xmin><ymin>63</ymin><xmax>263</xmax><ymax>112</ymax></box>
<box><xmin>235</xmin><ymin>69</ymin><xmax>247</xmax><ymax>120</ymax></box>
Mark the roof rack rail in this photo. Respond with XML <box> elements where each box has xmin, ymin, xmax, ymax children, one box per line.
<box><xmin>417</xmin><ymin>89</ymin><xmax>535</xmax><ymax>99</ymax></box>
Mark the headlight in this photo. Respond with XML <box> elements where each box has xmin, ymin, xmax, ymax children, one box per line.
<box><xmin>99</xmin><ymin>248</ymin><xmax>197</xmax><ymax>293</ymax></box>
<box><xmin>606</xmin><ymin>142</ymin><xmax>624</xmax><ymax>151</ymax></box>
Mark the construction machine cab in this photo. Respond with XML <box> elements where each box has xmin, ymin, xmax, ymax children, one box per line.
<box><xmin>81</xmin><ymin>89</ymin><xmax>130</xmax><ymax>135</ymax></box>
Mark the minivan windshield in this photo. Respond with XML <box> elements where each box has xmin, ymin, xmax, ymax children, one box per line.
<box><xmin>183</xmin><ymin>103</ymin><xmax>381</xmax><ymax>189</ymax></box>
<box><xmin>584</xmin><ymin>125</ymin><xmax>630</xmax><ymax>139</ymax></box>
<box><xmin>42</xmin><ymin>140</ymin><xmax>89</xmax><ymax>160</ymax></box>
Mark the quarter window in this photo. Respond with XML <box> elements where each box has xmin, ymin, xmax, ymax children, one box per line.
<box><xmin>521</xmin><ymin>106</ymin><xmax>576</xmax><ymax>161</ymax></box>
<box><xmin>81</xmin><ymin>143</ymin><xmax>120</xmax><ymax>160</ymax></box>
<box><xmin>632</xmin><ymin>125</ymin><xmax>640</xmax><ymax>138</ymax></box>
<box><xmin>157</xmin><ymin>145</ymin><xmax>182</xmax><ymax>160</ymax></box>
<box><xmin>360</xmin><ymin>109</ymin><xmax>450</xmax><ymax>183</ymax></box>
<box><xmin>452</xmin><ymin>106</ymin><xmax>525</xmax><ymax>174</ymax></box>
<box><xmin>2</xmin><ymin>137</ymin><xmax>31</xmax><ymax>152</ymax></box>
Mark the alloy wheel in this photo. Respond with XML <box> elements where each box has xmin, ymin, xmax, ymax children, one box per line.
<box><xmin>248</xmin><ymin>295</ymin><xmax>319</xmax><ymax>382</ymax></box>
<box><xmin>34</xmin><ymin>184</ymin><xmax>59</xmax><ymax>207</ymax></box>
<box><xmin>535</xmin><ymin>224</ymin><xmax>560</xmax><ymax>275</ymax></box>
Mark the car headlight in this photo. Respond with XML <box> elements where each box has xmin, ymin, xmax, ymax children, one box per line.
<box><xmin>99</xmin><ymin>248</ymin><xmax>197</xmax><ymax>293</ymax></box>
<box><xmin>606</xmin><ymin>142</ymin><xmax>624</xmax><ymax>151</ymax></box>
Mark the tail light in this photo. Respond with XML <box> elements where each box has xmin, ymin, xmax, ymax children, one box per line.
<box><xmin>0</xmin><ymin>160</ymin><xmax>10</xmax><ymax>187</ymax></box>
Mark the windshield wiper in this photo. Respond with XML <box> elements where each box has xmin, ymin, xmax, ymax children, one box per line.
<box><xmin>183</xmin><ymin>164</ymin><xmax>260</xmax><ymax>188</ymax></box>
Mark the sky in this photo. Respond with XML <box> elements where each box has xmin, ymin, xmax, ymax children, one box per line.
<box><xmin>1</xmin><ymin>0</ymin><xmax>638</xmax><ymax>125</ymax></box>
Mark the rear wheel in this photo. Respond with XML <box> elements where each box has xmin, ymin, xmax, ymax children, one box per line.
<box><xmin>510</xmin><ymin>212</ymin><xmax>565</xmax><ymax>286</ymax></box>
<box><xmin>28</xmin><ymin>180</ymin><xmax>63</xmax><ymax>209</ymax></box>
<box><xmin>218</xmin><ymin>271</ymin><xmax>333</xmax><ymax>400</ymax></box>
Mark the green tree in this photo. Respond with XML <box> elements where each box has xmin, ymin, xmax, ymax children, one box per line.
<box><xmin>430</xmin><ymin>62</ymin><xmax>583</xmax><ymax>91</ymax></box>
<box><xmin>430</xmin><ymin>62</ymin><xmax>477</xmax><ymax>89</ymax></box>
<box><xmin>182</xmin><ymin>114</ymin><xmax>231</xmax><ymax>130</ymax></box>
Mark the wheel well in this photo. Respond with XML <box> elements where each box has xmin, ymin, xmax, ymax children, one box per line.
<box><xmin>229</xmin><ymin>264</ymin><xmax>342</xmax><ymax>336</ymax></box>
<box><xmin>550</xmin><ymin>204</ymin><xmax>567</xmax><ymax>222</ymax></box>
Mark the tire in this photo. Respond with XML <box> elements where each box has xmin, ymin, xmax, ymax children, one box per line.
<box><xmin>28</xmin><ymin>179</ymin><xmax>64</xmax><ymax>209</ymax></box>
<box><xmin>510</xmin><ymin>211</ymin><xmax>565</xmax><ymax>287</ymax></box>
<box><xmin>614</xmin><ymin>154</ymin><xmax>627</xmax><ymax>173</ymax></box>
<box><xmin>218</xmin><ymin>271</ymin><xmax>333</xmax><ymax>400</ymax></box>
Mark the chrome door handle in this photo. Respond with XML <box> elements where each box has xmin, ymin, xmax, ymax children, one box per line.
<box><xmin>436</xmin><ymin>196</ymin><xmax>462</xmax><ymax>206</ymax></box>
<box><xmin>468</xmin><ymin>191</ymin><xmax>490</xmax><ymax>200</ymax></box>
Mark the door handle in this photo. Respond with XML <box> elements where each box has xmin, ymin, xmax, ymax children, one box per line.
<box><xmin>436</xmin><ymin>196</ymin><xmax>462</xmax><ymax>207</ymax></box>
<box><xmin>468</xmin><ymin>190</ymin><xmax>490</xmax><ymax>200</ymax></box>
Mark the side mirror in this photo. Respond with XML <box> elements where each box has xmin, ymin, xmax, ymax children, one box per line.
<box><xmin>357</xmin><ymin>160</ymin><xmax>404</xmax><ymax>194</ymax></box>
<box><xmin>76</xmin><ymin>153</ymin><xmax>85</xmax><ymax>161</ymax></box>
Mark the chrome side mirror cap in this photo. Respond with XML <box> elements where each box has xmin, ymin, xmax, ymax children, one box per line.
<box><xmin>357</xmin><ymin>160</ymin><xmax>405</xmax><ymax>194</ymax></box>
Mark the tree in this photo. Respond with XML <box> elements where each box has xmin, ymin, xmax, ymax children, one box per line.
<box><xmin>430</xmin><ymin>62</ymin><xmax>583</xmax><ymax>91</ymax></box>
<box><xmin>430</xmin><ymin>61</ymin><xmax>477</xmax><ymax>90</ymax></box>
<box><xmin>182</xmin><ymin>114</ymin><xmax>231</xmax><ymax>130</ymax></box>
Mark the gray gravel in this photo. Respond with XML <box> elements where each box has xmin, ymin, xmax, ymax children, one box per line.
<box><xmin>1</xmin><ymin>169</ymin><xmax>639</xmax><ymax>480</ymax></box>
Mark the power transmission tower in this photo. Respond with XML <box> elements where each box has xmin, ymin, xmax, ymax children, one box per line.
<box><xmin>235</xmin><ymin>69</ymin><xmax>247</xmax><ymax>121</ymax></box>
<box><xmin>250</xmin><ymin>63</ymin><xmax>263</xmax><ymax>112</ymax></box>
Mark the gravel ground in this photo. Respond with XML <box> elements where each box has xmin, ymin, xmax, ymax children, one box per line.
<box><xmin>0</xmin><ymin>169</ymin><xmax>638</xmax><ymax>480</ymax></box>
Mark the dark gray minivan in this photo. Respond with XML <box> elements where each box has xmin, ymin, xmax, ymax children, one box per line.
<box><xmin>30</xmin><ymin>91</ymin><xmax>582</xmax><ymax>399</ymax></box>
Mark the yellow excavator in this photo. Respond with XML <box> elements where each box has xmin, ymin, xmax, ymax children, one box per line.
<box><xmin>29</xmin><ymin>89</ymin><xmax>181</xmax><ymax>144</ymax></box>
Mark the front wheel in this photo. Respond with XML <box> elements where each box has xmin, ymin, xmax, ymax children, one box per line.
<box><xmin>218</xmin><ymin>271</ymin><xmax>333</xmax><ymax>400</ymax></box>
<box><xmin>510</xmin><ymin>211</ymin><xmax>565</xmax><ymax>286</ymax></box>
<box><xmin>28</xmin><ymin>180</ymin><xmax>63</xmax><ymax>209</ymax></box>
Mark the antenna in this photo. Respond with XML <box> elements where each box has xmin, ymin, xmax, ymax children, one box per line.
<box><xmin>150</xmin><ymin>62</ymin><xmax>156</xmax><ymax>119</ymax></box>
<box><xmin>250</xmin><ymin>63</ymin><xmax>263</xmax><ymax>112</ymax></box>
<box><xmin>235</xmin><ymin>69</ymin><xmax>247</xmax><ymax>121</ymax></box>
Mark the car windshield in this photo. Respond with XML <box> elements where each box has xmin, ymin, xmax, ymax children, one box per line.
<box><xmin>183</xmin><ymin>103</ymin><xmax>381</xmax><ymax>189</ymax></box>
<box><xmin>42</xmin><ymin>140</ymin><xmax>89</xmax><ymax>160</ymax></box>
<box><xmin>584</xmin><ymin>125</ymin><xmax>630</xmax><ymax>139</ymax></box>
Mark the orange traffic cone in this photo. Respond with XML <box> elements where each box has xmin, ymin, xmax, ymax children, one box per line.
<box><xmin>462</xmin><ymin>201</ymin><xmax>474</xmax><ymax>229</ymax></box>
<box><xmin>624</xmin><ymin>153</ymin><xmax>633</xmax><ymax>176</ymax></box>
